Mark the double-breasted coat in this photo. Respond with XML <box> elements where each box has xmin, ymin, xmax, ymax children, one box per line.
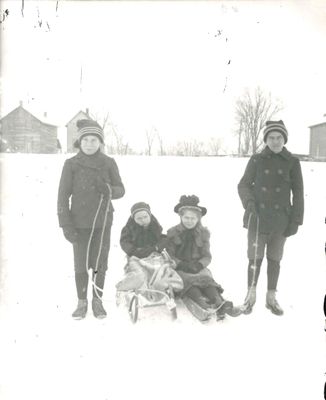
<box><xmin>57</xmin><ymin>150</ymin><xmax>125</xmax><ymax>230</ymax></box>
<box><xmin>238</xmin><ymin>146</ymin><xmax>304</xmax><ymax>234</ymax></box>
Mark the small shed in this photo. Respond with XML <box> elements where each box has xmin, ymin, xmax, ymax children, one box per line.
<box><xmin>0</xmin><ymin>103</ymin><xmax>58</xmax><ymax>153</ymax></box>
<box><xmin>309</xmin><ymin>121</ymin><xmax>326</xmax><ymax>160</ymax></box>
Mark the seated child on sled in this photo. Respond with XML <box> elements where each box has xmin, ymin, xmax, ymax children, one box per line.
<box><xmin>116</xmin><ymin>202</ymin><xmax>183</xmax><ymax>299</ymax></box>
<box><xmin>166</xmin><ymin>195</ymin><xmax>242</xmax><ymax>320</ymax></box>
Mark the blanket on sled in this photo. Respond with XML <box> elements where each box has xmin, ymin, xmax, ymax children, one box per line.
<box><xmin>115</xmin><ymin>251</ymin><xmax>184</xmax><ymax>301</ymax></box>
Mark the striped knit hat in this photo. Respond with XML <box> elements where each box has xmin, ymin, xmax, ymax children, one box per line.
<box><xmin>263</xmin><ymin>120</ymin><xmax>288</xmax><ymax>144</ymax></box>
<box><xmin>131</xmin><ymin>202</ymin><xmax>151</xmax><ymax>218</ymax></box>
<box><xmin>74</xmin><ymin>119</ymin><xmax>104</xmax><ymax>147</ymax></box>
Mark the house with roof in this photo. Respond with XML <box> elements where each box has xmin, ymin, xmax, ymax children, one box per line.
<box><xmin>309</xmin><ymin>121</ymin><xmax>326</xmax><ymax>160</ymax></box>
<box><xmin>0</xmin><ymin>102</ymin><xmax>58</xmax><ymax>153</ymax></box>
<box><xmin>66</xmin><ymin>109</ymin><xmax>91</xmax><ymax>153</ymax></box>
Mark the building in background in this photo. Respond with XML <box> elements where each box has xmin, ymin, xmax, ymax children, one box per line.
<box><xmin>0</xmin><ymin>102</ymin><xmax>58</xmax><ymax>153</ymax></box>
<box><xmin>309</xmin><ymin>121</ymin><xmax>326</xmax><ymax>160</ymax></box>
<box><xmin>66</xmin><ymin>109</ymin><xmax>90</xmax><ymax>153</ymax></box>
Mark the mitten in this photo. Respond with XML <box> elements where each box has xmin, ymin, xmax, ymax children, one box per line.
<box><xmin>176</xmin><ymin>261</ymin><xmax>189</xmax><ymax>272</ymax></box>
<box><xmin>96</xmin><ymin>176</ymin><xmax>112</xmax><ymax>198</ymax></box>
<box><xmin>156</xmin><ymin>235</ymin><xmax>167</xmax><ymax>253</ymax></box>
<box><xmin>133</xmin><ymin>246</ymin><xmax>156</xmax><ymax>259</ymax></box>
<box><xmin>246</xmin><ymin>200</ymin><xmax>257</xmax><ymax>217</ymax></box>
<box><xmin>62</xmin><ymin>226</ymin><xmax>78</xmax><ymax>244</ymax></box>
<box><xmin>188</xmin><ymin>261</ymin><xmax>204</xmax><ymax>273</ymax></box>
<box><xmin>284</xmin><ymin>222</ymin><xmax>299</xmax><ymax>237</ymax></box>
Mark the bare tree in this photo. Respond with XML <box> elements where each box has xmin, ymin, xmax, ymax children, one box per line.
<box><xmin>145</xmin><ymin>127</ymin><xmax>156</xmax><ymax>156</ymax></box>
<box><xmin>209</xmin><ymin>137</ymin><xmax>222</xmax><ymax>155</ymax></box>
<box><xmin>172</xmin><ymin>139</ymin><xmax>207</xmax><ymax>156</ymax></box>
<box><xmin>157</xmin><ymin>131</ymin><xmax>165</xmax><ymax>156</ymax></box>
<box><xmin>235</xmin><ymin>87</ymin><xmax>283</xmax><ymax>155</ymax></box>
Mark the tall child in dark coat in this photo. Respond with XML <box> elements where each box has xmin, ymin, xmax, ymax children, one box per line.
<box><xmin>57</xmin><ymin>119</ymin><xmax>125</xmax><ymax>319</ymax></box>
<box><xmin>120</xmin><ymin>202</ymin><xmax>166</xmax><ymax>259</ymax></box>
<box><xmin>238</xmin><ymin>120</ymin><xmax>304</xmax><ymax>315</ymax></box>
<box><xmin>166</xmin><ymin>195</ymin><xmax>241</xmax><ymax>319</ymax></box>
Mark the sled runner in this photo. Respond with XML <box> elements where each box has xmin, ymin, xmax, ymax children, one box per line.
<box><xmin>116</xmin><ymin>250</ymin><xmax>183</xmax><ymax>323</ymax></box>
<box><xmin>182</xmin><ymin>296</ymin><xmax>226</xmax><ymax>323</ymax></box>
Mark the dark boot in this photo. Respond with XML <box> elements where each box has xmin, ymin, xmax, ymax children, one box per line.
<box><xmin>92</xmin><ymin>271</ymin><xmax>105</xmax><ymax>299</ymax></box>
<box><xmin>72</xmin><ymin>299</ymin><xmax>88</xmax><ymax>319</ymax></box>
<box><xmin>266</xmin><ymin>290</ymin><xmax>284</xmax><ymax>316</ymax></box>
<box><xmin>75</xmin><ymin>272</ymin><xmax>89</xmax><ymax>299</ymax></box>
<box><xmin>267</xmin><ymin>259</ymin><xmax>281</xmax><ymax>292</ymax></box>
<box><xmin>92</xmin><ymin>297</ymin><xmax>107</xmax><ymax>319</ymax></box>
<box><xmin>216</xmin><ymin>300</ymin><xmax>242</xmax><ymax>318</ymax></box>
<box><xmin>247</xmin><ymin>258</ymin><xmax>262</xmax><ymax>287</ymax></box>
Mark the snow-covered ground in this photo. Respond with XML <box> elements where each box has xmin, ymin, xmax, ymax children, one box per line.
<box><xmin>0</xmin><ymin>153</ymin><xmax>325</xmax><ymax>400</ymax></box>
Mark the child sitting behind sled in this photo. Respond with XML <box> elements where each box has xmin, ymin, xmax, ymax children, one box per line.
<box><xmin>116</xmin><ymin>202</ymin><xmax>183</xmax><ymax>296</ymax></box>
<box><xmin>120</xmin><ymin>202</ymin><xmax>166</xmax><ymax>259</ymax></box>
<box><xmin>166</xmin><ymin>195</ymin><xmax>241</xmax><ymax>318</ymax></box>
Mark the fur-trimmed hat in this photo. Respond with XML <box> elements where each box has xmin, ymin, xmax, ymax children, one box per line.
<box><xmin>74</xmin><ymin>119</ymin><xmax>104</xmax><ymax>148</ymax></box>
<box><xmin>174</xmin><ymin>195</ymin><xmax>207</xmax><ymax>216</ymax></box>
<box><xmin>131</xmin><ymin>202</ymin><xmax>151</xmax><ymax>218</ymax></box>
<box><xmin>263</xmin><ymin>120</ymin><xmax>288</xmax><ymax>144</ymax></box>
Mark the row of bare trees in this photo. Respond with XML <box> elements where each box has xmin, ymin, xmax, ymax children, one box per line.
<box><xmin>89</xmin><ymin>86</ymin><xmax>282</xmax><ymax>156</ymax></box>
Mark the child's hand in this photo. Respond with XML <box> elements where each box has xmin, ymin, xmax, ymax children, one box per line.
<box><xmin>176</xmin><ymin>261</ymin><xmax>189</xmax><ymax>272</ymax></box>
<box><xmin>96</xmin><ymin>176</ymin><xmax>112</xmax><ymax>198</ymax></box>
<box><xmin>188</xmin><ymin>261</ymin><xmax>204</xmax><ymax>273</ymax></box>
<box><xmin>62</xmin><ymin>226</ymin><xmax>78</xmax><ymax>244</ymax></box>
<box><xmin>134</xmin><ymin>246</ymin><xmax>156</xmax><ymax>259</ymax></box>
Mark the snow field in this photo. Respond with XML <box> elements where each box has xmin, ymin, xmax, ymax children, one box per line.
<box><xmin>0</xmin><ymin>154</ymin><xmax>325</xmax><ymax>400</ymax></box>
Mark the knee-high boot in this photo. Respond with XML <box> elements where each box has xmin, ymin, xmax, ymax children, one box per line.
<box><xmin>92</xmin><ymin>271</ymin><xmax>107</xmax><ymax>319</ymax></box>
<box><xmin>72</xmin><ymin>272</ymin><xmax>89</xmax><ymax>319</ymax></box>
<box><xmin>266</xmin><ymin>259</ymin><xmax>283</xmax><ymax>315</ymax></box>
<box><xmin>242</xmin><ymin>258</ymin><xmax>263</xmax><ymax>314</ymax></box>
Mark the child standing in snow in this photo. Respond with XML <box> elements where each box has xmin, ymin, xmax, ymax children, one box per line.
<box><xmin>166</xmin><ymin>195</ymin><xmax>241</xmax><ymax>319</ymax></box>
<box><xmin>238</xmin><ymin>120</ymin><xmax>304</xmax><ymax>315</ymax></box>
<box><xmin>120</xmin><ymin>202</ymin><xmax>166</xmax><ymax>258</ymax></box>
<box><xmin>57</xmin><ymin>119</ymin><xmax>125</xmax><ymax>319</ymax></box>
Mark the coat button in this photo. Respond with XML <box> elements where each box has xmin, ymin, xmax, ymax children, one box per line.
<box><xmin>260</xmin><ymin>203</ymin><xmax>265</xmax><ymax>209</ymax></box>
<box><xmin>275</xmin><ymin>187</ymin><xmax>281</xmax><ymax>192</ymax></box>
<box><xmin>261</xmin><ymin>187</ymin><xmax>267</xmax><ymax>192</ymax></box>
<box><xmin>274</xmin><ymin>204</ymin><xmax>280</xmax><ymax>210</ymax></box>
<box><xmin>264</xmin><ymin>169</ymin><xmax>270</xmax><ymax>174</ymax></box>
<box><xmin>278</xmin><ymin>169</ymin><xmax>283</xmax><ymax>174</ymax></box>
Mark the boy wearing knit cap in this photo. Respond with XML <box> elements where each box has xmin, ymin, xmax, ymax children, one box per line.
<box><xmin>120</xmin><ymin>202</ymin><xmax>167</xmax><ymax>259</ymax></box>
<box><xmin>57</xmin><ymin>119</ymin><xmax>125</xmax><ymax>319</ymax></box>
<box><xmin>238</xmin><ymin>120</ymin><xmax>304</xmax><ymax>315</ymax></box>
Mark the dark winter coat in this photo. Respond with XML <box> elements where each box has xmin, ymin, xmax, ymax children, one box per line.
<box><xmin>166</xmin><ymin>223</ymin><xmax>222</xmax><ymax>296</ymax></box>
<box><xmin>57</xmin><ymin>150</ymin><xmax>125</xmax><ymax>229</ymax></box>
<box><xmin>238</xmin><ymin>146</ymin><xmax>304</xmax><ymax>234</ymax></box>
<box><xmin>120</xmin><ymin>215</ymin><xmax>167</xmax><ymax>258</ymax></box>
<box><xmin>166</xmin><ymin>223</ymin><xmax>212</xmax><ymax>268</ymax></box>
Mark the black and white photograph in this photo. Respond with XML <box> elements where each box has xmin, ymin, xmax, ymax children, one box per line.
<box><xmin>0</xmin><ymin>1</ymin><xmax>325</xmax><ymax>399</ymax></box>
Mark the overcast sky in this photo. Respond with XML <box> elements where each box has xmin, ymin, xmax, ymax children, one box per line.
<box><xmin>1</xmin><ymin>0</ymin><xmax>326</xmax><ymax>153</ymax></box>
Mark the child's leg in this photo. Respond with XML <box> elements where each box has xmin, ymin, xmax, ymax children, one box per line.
<box><xmin>75</xmin><ymin>273</ymin><xmax>89</xmax><ymax>300</ymax></box>
<box><xmin>93</xmin><ymin>270</ymin><xmax>105</xmax><ymax>298</ymax></box>
<box><xmin>73</xmin><ymin>229</ymin><xmax>92</xmax><ymax>299</ymax></box>
<box><xmin>185</xmin><ymin>286</ymin><xmax>210</xmax><ymax>309</ymax></box>
<box><xmin>201</xmin><ymin>286</ymin><xmax>224</xmax><ymax>307</ymax></box>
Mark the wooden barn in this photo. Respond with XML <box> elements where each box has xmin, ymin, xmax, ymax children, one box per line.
<box><xmin>309</xmin><ymin>121</ymin><xmax>326</xmax><ymax>160</ymax></box>
<box><xmin>66</xmin><ymin>109</ymin><xmax>91</xmax><ymax>153</ymax></box>
<box><xmin>0</xmin><ymin>103</ymin><xmax>58</xmax><ymax>153</ymax></box>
